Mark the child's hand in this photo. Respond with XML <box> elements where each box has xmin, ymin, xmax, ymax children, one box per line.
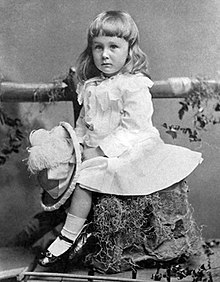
<box><xmin>83</xmin><ymin>146</ymin><xmax>105</xmax><ymax>161</ymax></box>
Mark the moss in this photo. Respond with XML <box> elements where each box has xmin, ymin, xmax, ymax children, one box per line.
<box><xmin>84</xmin><ymin>180</ymin><xmax>202</xmax><ymax>273</ymax></box>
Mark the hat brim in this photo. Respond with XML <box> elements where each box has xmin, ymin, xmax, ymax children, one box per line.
<box><xmin>39</xmin><ymin>164</ymin><xmax>75</xmax><ymax>205</ymax></box>
<box><xmin>39</xmin><ymin>122</ymin><xmax>81</xmax><ymax>211</ymax></box>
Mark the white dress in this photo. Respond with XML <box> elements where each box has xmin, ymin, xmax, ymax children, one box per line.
<box><xmin>75</xmin><ymin>73</ymin><xmax>202</xmax><ymax>196</ymax></box>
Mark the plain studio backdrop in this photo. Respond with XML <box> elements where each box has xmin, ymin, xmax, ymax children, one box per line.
<box><xmin>0</xmin><ymin>0</ymin><xmax>220</xmax><ymax>245</ymax></box>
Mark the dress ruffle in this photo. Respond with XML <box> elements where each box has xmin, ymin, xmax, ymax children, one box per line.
<box><xmin>76</xmin><ymin>74</ymin><xmax>154</xmax><ymax>110</ymax></box>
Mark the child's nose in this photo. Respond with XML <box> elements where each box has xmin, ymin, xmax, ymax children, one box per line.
<box><xmin>102</xmin><ymin>48</ymin><xmax>109</xmax><ymax>59</ymax></box>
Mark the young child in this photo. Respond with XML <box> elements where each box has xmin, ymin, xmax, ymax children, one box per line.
<box><xmin>38</xmin><ymin>10</ymin><xmax>203</xmax><ymax>267</ymax></box>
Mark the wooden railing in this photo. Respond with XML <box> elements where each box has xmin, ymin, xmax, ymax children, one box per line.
<box><xmin>0</xmin><ymin>68</ymin><xmax>219</xmax><ymax>103</ymax></box>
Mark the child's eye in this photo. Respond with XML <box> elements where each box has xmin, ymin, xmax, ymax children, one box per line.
<box><xmin>110</xmin><ymin>44</ymin><xmax>118</xmax><ymax>49</ymax></box>
<box><xmin>94</xmin><ymin>45</ymin><xmax>103</xmax><ymax>50</ymax></box>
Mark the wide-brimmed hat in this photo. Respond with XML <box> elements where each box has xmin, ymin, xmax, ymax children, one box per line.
<box><xmin>27</xmin><ymin>121</ymin><xmax>81</xmax><ymax>211</ymax></box>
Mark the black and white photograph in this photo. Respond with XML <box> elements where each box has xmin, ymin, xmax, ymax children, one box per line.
<box><xmin>0</xmin><ymin>1</ymin><xmax>220</xmax><ymax>281</ymax></box>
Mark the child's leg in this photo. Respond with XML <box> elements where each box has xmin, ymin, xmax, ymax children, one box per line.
<box><xmin>46</xmin><ymin>185</ymin><xmax>92</xmax><ymax>257</ymax></box>
<box><xmin>68</xmin><ymin>184</ymin><xmax>93</xmax><ymax>218</ymax></box>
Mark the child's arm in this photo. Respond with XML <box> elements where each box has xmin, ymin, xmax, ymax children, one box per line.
<box><xmin>98</xmin><ymin>84</ymin><xmax>159</xmax><ymax>158</ymax></box>
<box><xmin>75</xmin><ymin>107</ymin><xmax>105</xmax><ymax>160</ymax></box>
<box><xmin>75</xmin><ymin>106</ymin><xmax>86</xmax><ymax>145</ymax></box>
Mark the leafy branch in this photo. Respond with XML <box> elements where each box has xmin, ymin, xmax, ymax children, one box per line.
<box><xmin>33</xmin><ymin>79</ymin><xmax>66</xmax><ymax>103</ymax></box>
<box><xmin>0</xmin><ymin>73</ymin><xmax>72</xmax><ymax>166</ymax></box>
<box><xmin>0</xmin><ymin>107</ymin><xmax>24</xmax><ymax>166</ymax></box>
<box><xmin>163</xmin><ymin>77</ymin><xmax>220</xmax><ymax>142</ymax></box>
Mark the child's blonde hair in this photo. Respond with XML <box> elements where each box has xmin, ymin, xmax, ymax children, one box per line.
<box><xmin>76</xmin><ymin>10</ymin><xmax>150</xmax><ymax>82</ymax></box>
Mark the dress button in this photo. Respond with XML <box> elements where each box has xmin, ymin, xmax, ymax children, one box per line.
<box><xmin>89</xmin><ymin>124</ymin><xmax>94</xmax><ymax>131</ymax></box>
<box><xmin>85</xmin><ymin>122</ymin><xmax>94</xmax><ymax>131</ymax></box>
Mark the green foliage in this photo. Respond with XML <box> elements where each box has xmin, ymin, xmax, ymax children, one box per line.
<box><xmin>0</xmin><ymin>77</ymin><xmax>68</xmax><ymax>167</ymax></box>
<box><xmin>34</xmin><ymin>79</ymin><xmax>66</xmax><ymax>103</ymax></box>
<box><xmin>0</xmin><ymin>106</ymin><xmax>24</xmax><ymax>166</ymax></box>
<box><xmin>163</xmin><ymin>77</ymin><xmax>220</xmax><ymax>142</ymax></box>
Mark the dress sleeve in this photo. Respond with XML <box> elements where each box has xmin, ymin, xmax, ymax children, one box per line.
<box><xmin>75</xmin><ymin>106</ymin><xmax>86</xmax><ymax>144</ymax></box>
<box><xmin>99</xmin><ymin>80</ymin><xmax>158</xmax><ymax>157</ymax></box>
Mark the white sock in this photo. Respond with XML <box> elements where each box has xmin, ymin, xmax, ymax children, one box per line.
<box><xmin>48</xmin><ymin>213</ymin><xmax>86</xmax><ymax>257</ymax></box>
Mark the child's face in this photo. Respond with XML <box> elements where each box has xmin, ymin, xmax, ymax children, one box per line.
<box><xmin>92</xmin><ymin>36</ymin><xmax>129</xmax><ymax>77</ymax></box>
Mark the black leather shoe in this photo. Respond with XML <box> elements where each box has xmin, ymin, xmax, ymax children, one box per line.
<box><xmin>38</xmin><ymin>250</ymin><xmax>60</xmax><ymax>267</ymax></box>
<box><xmin>38</xmin><ymin>224</ymin><xmax>91</xmax><ymax>267</ymax></box>
<box><xmin>38</xmin><ymin>233</ymin><xmax>73</xmax><ymax>267</ymax></box>
<box><xmin>69</xmin><ymin>223</ymin><xmax>93</xmax><ymax>260</ymax></box>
